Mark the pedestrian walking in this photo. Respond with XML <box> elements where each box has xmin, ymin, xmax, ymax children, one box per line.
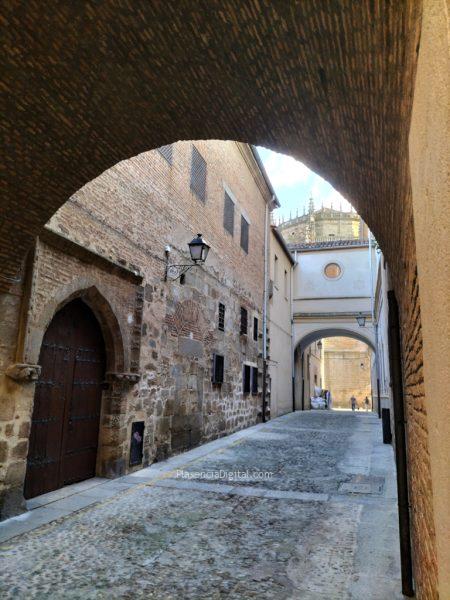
<box><xmin>364</xmin><ymin>396</ymin><xmax>370</xmax><ymax>412</ymax></box>
<box><xmin>350</xmin><ymin>395</ymin><xmax>356</xmax><ymax>411</ymax></box>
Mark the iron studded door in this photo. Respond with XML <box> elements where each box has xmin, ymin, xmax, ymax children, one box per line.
<box><xmin>25</xmin><ymin>299</ymin><xmax>105</xmax><ymax>499</ymax></box>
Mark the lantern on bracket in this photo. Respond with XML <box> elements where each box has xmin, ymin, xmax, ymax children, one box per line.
<box><xmin>164</xmin><ymin>234</ymin><xmax>210</xmax><ymax>282</ymax></box>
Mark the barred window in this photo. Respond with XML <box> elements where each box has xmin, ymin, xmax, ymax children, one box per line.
<box><xmin>190</xmin><ymin>146</ymin><xmax>207</xmax><ymax>202</ymax></box>
<box><xmin>240</xmin><ymin>215</ymin><xmax>249</xmax><ymax>253</ymax></box>
<box><xmin>218</xmin><ymin>302</ymin><xmax>225</xmax><ymax>331</ymax></box>
<box><xmin>243</xmin><ymin>364</ymin><xmax>251</xmax><ymax>394</ymax></box>
<box><xmin>240</xmin><ymin>307</ymin><xmax>248</xmax><ymax>335</ymax></box>
<box><xmin>212</xmin><ymin>354</ymin><xmax>224</xmax><ymax>385</ymax></box>
<box><xmin>253</xmin><ymin>317</ymin><xmax>258</xmax><ymax>341</ymax></box>
<box><xmin>223</xmin><ymin>191</ymin><xmax>235</xmax><ymax>236</ymax></box>
<box><xmin>157</xmin><ymin>144</ymin><xmax>173</xmax><ymax>165</ymax></box>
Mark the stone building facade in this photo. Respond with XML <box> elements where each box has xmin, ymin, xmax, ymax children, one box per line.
<box><xmin>278</xmin><ymin>200</ymin><xmax>368</xmax><ymax>245</ymax></box>
<box><xmin>0</xmin><ymin>141</ymin><xmax>273</xmax><ymax>517</ymax></box>
<box><xmin>295</xmin><ymin>341</ymin><xmax>323</xmax><ymax>410</ymax></box>
<box><xmin>322</xmin><ymin>337</ymin><xmax>373</xmax><ymax>409</ymax></box>
<box><xmin>267</xmin><ymin>226</ymin><xmax>294</xmax><ymax>418</ymax></box>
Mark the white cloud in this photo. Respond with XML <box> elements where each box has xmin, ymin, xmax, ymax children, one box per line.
<box><xmin>257</xmin><ymin>147</ymin><xmax>355</xmax><ymax>216</ymax></box>
<box><xmin>261</xmin><ymin>150</ymin><xmax>310</xmax><ymax>189</ymax></box>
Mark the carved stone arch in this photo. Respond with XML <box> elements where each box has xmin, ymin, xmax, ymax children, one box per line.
<box><xmin>24</xmin><ymin>277</ymin><xmax>127</xmax><ymax>374</ymax></box>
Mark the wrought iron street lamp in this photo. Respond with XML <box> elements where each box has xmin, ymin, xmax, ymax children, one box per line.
<box><xmin>188</xmin><ymin>233</ymin><xmax>210</xmax><ymax>263</ymax></box>
<box><xmin>356</xmin><ymin>312</ymin><xmax>366</xmax><ymax>327</ymax></box>
<box><xmin>164</xmin><ymin>234</ymin><xmax>210</xmax><ymax>281</ymax></box>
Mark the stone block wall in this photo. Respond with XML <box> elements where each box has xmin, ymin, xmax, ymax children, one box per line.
<box><xmin>0</xmin><ymin>140</ymin><xmax>268</xmax><ymax>518</ymax></box>
<box><xmin>322</xmin><ymin>337</ymin><xmax>372</xmax><ymax>409</ymax></box>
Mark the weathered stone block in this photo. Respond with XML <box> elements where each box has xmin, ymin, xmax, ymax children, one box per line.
<box><xmin>178</xmin><ymin>337</ymin><xmax>203</xmax><ymax>358</ymax></box>
<box><xmin>0</xmin><ymin>440</ymin><xmax>8</xmax><ymax>463</ymax></box>
<box><xmin>11</xmin><ymin>440</ymin><xmax>28</xmax><ymax>459</ymax></box>
<box><xmin>18</xmin><ymin>421</ymin><xmax>30</xmax><ymax>439</ymax></box>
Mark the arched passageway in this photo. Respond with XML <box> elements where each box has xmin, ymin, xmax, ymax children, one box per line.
<box><xmin>295</xmin><ymin>328</ymin><xmax>376</xmax><ymax>354</ymax></box>
<box><xmin>1</xmin><ymin>2</ymin><xmax>449</xmax><ymax>597</ymax></box>
<box><xmin>294</xmin><ymin>335</ymin><xmax>374</xmax><ymax>412</ymax></box>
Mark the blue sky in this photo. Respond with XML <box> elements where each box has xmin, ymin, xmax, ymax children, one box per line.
<box><xmin>256</xmin><ymin>146</ymin><xmax>353</xmax><ymax>223</ymax></box>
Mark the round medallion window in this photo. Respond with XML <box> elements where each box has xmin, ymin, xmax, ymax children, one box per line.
<box><xmin>324</xmin><ymin>262</ymin><xmax>342</xmax><ymax>279</ymax></box>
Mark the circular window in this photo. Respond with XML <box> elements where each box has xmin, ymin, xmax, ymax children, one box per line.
<box><xmin>324</xmin><ymin>262</ymin><xmax>342</xmax><ymax>279</ymax></box>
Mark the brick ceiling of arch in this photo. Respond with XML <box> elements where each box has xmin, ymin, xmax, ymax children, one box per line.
<box><xmin>2</xmin><ymin>1</ymin><xmax>422</xmax><ymax>287</ymax></box>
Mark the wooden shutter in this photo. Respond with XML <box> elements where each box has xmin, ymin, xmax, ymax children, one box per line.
<box><xmin>223</xmin><ymin>191</ymin><xmax>235</xmax><ymax>236</ymax></box>
<box><xmin>251</xmin><ymin>367</ymin><xmax>259</xmax><ymax>395</ymax></box>
<box><xmin>240</xmin><ymin>215</ymin><xmax>249</xmax><ymax>253</ymax></box>
<box><xmin>240</xmin><ymin>307</ymin><xmax>248</xmax><ymax>335</ymax></box>
<box><xmin>243</xmin><ymin>364</ymin><xmax>251</xmax><ymax>394</ymax></box>
<box><xmin>212</xmin><ymin>354</ymin><xmax>224</xmax><ymax>384</ymax></box>
<box><xmin>253</xmin><ymin>317</ymin><xmax>258</xmax><ymax>341</ymax></box>
<box><xmin>190</xmin><ymin>146</ymin><xmax>207</xmax><ymax>202</ymax></box>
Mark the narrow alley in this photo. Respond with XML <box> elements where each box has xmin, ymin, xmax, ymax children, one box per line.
<box><xmin>0</xmin><ymin>411</ymin><xmax>401</xmax><ymax>599</ymax></box>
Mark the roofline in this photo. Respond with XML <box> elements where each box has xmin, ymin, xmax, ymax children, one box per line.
<box><xmin>250</xmin><ymin>145</ymin><xmax>281</xmax><ymax>209</ymax></box>
<box><xmin>271</xmin><ymin>225</ymin><xmax>295</xmax><ymax>265</ymax></box>
<box><xmin>289</xmin><ymin>240</ymin><xmax>369</xmax><ymax>253</ymax></box>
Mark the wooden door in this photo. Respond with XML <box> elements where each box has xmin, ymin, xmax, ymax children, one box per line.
<box><xmin>24</xmin><ymin>299</ymin><xmax>105</xmax><ymax>499</ymax></box>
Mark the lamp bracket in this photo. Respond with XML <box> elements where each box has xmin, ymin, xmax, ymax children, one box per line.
<box><xmin>165</xmin><ymin>263</ymin><xmax>198</xmax><ymax>281</ymax></box>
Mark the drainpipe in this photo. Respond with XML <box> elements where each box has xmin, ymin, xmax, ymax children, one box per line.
<box><xmin>368</xmin><ymin>232</ymin><xmax>381</xmax><ymax>417</ymax></box>
<box><xmin>291</xmin><ymin>262</ymin><xmax>295</xmax><ymax>411</ymax></box>
<box><xmin>261</xmin><ymin>199</ymin><xmax>270</xmax><ymax>422</ymax></box>
<box><xmin>387</xmin><ymin>290</ymin><xmax>414</xmax><ymax>597</ymax></box>
<box><xmin>301</xmin><ymin>351</ymin><xmax>305</xmax><ymax>411</ymax></box>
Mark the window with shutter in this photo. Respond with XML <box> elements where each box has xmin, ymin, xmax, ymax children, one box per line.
<box><xmin>240</xmin><ymin>215</ymin><xmax>249</xmax><ymax>253</ymax></box>
<box><xmin>212</xmin><ymin>354</ymin><xmax>224</xmax><ymax>384</ymax></box>
<box><xmin>251</xmin><ymin>367</ymin><xmax>259</xmax><ymax>395</ymax></box>
<box><xmin>243</xmin><ymin>364</ymin><xmax>251</xmax><ymax>394</ymax></box>
<box><xmin>218</xmin><ymin>303</ymin><xmax>225</xmax><ymax>331</ymax></box>
<box><xmin>223</xmin><ymin>191</ymin><xmax>235</xmax><ymax>236</ymax></box>
<box><xmin>157</xmin><ymin>144</ymin><xmax>173</xmax><ymax>164</ymax></box>
<box><xmin>190</xmin><ymin>146</ymin><xmax>207</xmax><ymax>202</ymax></box>
<box><xmin>253</xmin><ymin>317</ymin><xmax>258</xmax><ymax>341</ymax></box>
<box><xmin>240</xmin><ymin>307</ymin><xmax>248</xmax><ymax>335</ymax></box>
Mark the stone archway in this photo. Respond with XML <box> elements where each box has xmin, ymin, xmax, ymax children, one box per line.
<box><xmin>24</xmin><ymin>283</ymin><xmax>127</xmax><ymax>376</ymax></box>
<box><xmin>295</xmin><ymin>327</ymin><xmax>376</xmax><ymax>354</ymax></box>
<box><xmin>2</xmin><ymin>282</ymin><xmax>136</xmax><ymax>516</ymax></box>
<box><xmin>294</xmin><ymin>331</ymin><xmax>375</xmax><ymax>413</ymax></box>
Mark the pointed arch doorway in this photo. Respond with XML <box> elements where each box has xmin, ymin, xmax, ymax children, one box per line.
<box><xmin>24</xmin><ymin>299</ymin><xmax>106</xmax><ymax>499</ymax></box>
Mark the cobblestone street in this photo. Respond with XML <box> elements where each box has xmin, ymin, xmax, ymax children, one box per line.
<box><xmin>0</xmin><ymin>411</ymin><xmax>402</xmax><ymax>599</ymax></box>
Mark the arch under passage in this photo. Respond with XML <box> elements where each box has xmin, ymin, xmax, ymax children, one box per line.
<box><xmin>296</xmin><ymin>328</ymin><xmax>376</xmax><ymax>354</ymax></box>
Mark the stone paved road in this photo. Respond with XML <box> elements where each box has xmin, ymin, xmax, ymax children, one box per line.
<box><xmin>0</xmin><ymin>411</ymin><xmax>403</xmax><ymax>599</ymax></box>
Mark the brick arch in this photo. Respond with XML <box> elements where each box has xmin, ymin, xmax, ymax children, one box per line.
<box><xmin>1</xmin><ymin>1</ymin><xmax>421</xmax><ymax>288</ymax></box>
